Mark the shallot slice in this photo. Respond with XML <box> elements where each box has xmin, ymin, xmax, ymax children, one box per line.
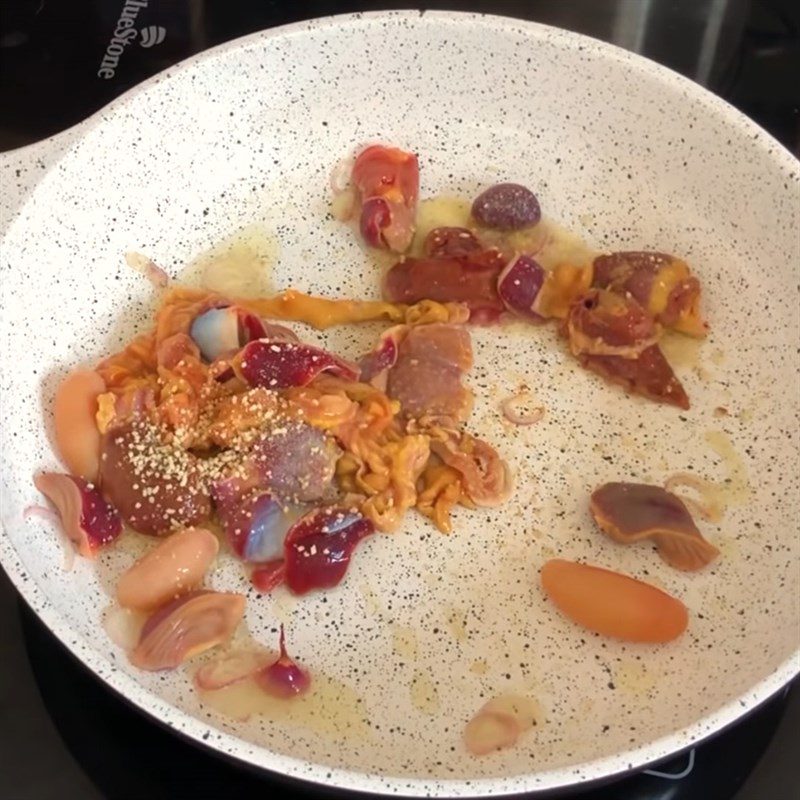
<box><xmin>23</xmin><ymin>504</ymin><xmax>57</xmax><ymax>524</ymax></box>
<box><xmin>194</xmin><ymin>649</ymin><xmax>271</xmax><ymax>691</ymax></box>
<box><xmin>33</xmin><ymin>472</ymin><xmax>122</xmax><ymax>558</ymax></box>
<box><xmin>500</xmin><ymin>393</ymin><xmax>545</xmax><ymax>426</ymax></box>
<box><xmin>329</xmin><ymin>154</ymin><xmax>355</xmax><ymax>195</ymax></box>
<box><xmin>25</xmin><ymin>503</ymin><xmax>75</xmax><ymax>572</ymax></box>
<box><xmin>482</xmin><ymin>695</ymin><xmax>540</xmax><ymax>728</ymax></box>
<box><xmin>103</xmin><ymin>605</ymin><xmax>146</xmax><ymax>651</ymax></box>
<box><xmin>254</xmin><ymin>625</ymin><xmax>311</xmax><ymax>698</ymax></box>
<box><xmin>664</xmin><ymin>473</ymin><xmax>725</xmax><ymax>523</ymax></box>
<box><xmin>130</xmin><ymin>590</ymin><xmax>245</xmax><ymax>671</ymax></box>
<box><xmin>125</xmin><ymin>251</ymin><xmax>170</xmax><ymax>288</ymax></box>
<box><xmin>464</xmin><ymin>711</ymin><xmax>522</xmax><ymax>756</ymax></box>
<box><xmin>464</xmin><ymin>694</ymin><xmax>540</xmax><ymax>756</ymax></box>
<box><xmin>116</xmin><ymin>527</ymin><xmax>219</xmax><ymax>611</ymax></box>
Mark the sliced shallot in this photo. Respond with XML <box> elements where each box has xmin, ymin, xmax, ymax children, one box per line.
<box><xmin>329</xmin><ymin>154</ymin><xmax>355</xmax><ymax>195</ymax></box>
<box><xmin>116</xmin><ymin>526</ymin><xmax>220</xmax><ymax>611</ymax></box>
<box><xmin>254</xmin><ymin>625</ymin><xmax>311</xmax><ymax>698</ymax></box>
<box><xmin>500</xmin><ymin>393</ymin><xmax>545</xmax><ymax>426</ymax></box>
<box><xmin>664</xmin><ymin>473</ymin><xmax>725</xmax><ymax>523</ymax></box>
<box><xmin>464</xmin><ymin>693</ymin><xmax>540</xmax><ymax>756</ymax></box>
<box><xmin>464</xmin><ymin>711</ymin><xmax>521</xmax><ymax>756</ymax></box>
<box><xmin>33</xmin><ymin>472</ymin><xmax>122</xmax><ymax>558</ymax></box>
<box><xmin>194</xmin><ymin>649</ymin><xmax>271</xmax><ymax>691</ymax></box>
<box><xmin>125</xmin><ymin>251</ymin><xmax>170</xmax><ymax>288</ymax></box>
<box><xmin>25</xmin><ymin>503</ymin><xmax>75</xmax><ymax>572</ymax></box>
<box><xmin>23</xmin><ymin>504</ymin><xmax>58</xmax><ymax>524</ymax></box>
<box><xmin>130</xmin><ymin>590</ymin><xmax>245</xmax><ymax>671</ymax></box>
<box><xmin>103</xmin><ymin>605</ymin><xmax>147</xmax><ymax>651</ymax></box>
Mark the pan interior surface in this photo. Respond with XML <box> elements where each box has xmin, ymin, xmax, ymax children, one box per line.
<box><xmin>1</xmin><ymin>11</ymin><xmax>798</xmax><ymax>796</ymax></box>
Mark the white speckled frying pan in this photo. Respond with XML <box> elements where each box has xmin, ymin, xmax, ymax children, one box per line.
<box><xmin>1</xmin><ymin>10</ymin><xmax>798</xmax><ymax>797</ymax></box>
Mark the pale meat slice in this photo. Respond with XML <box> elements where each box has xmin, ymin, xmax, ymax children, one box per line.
<box><xmin>386</xmin><ymin>324</ymin><xmax>474</xmax><ymax>424</ymax></box>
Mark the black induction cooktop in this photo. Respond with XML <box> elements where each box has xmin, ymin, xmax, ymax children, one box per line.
<box><xmin>1</xmin><ymin>2</ymin><xmax>798</xmax><ymax>799</ymax></box>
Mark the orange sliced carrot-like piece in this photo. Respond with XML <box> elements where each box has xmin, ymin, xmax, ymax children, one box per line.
<box><xmin>541</xmin><ymin>559</ymin><xmax>688</xmax><ymax>643</ymax></box>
